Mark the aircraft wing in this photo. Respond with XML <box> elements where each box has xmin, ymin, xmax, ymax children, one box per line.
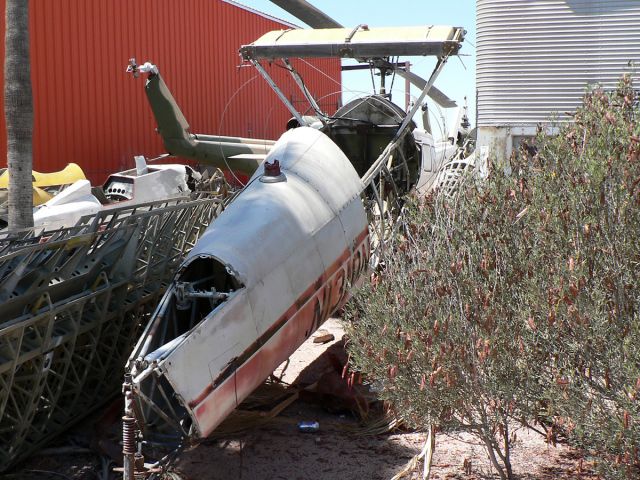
<box><xmin>239</xmin><ymin>25</ymin><xmax>465</xmax><ymax>61</ymax></box>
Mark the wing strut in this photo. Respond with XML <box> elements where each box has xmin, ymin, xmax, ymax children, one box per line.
<box><xmin>361</xmin><ymin>54</ymin><xmax>451</xmax><ymax>189</ymax></box>
<box><xmin>251</xmin><ymin>59</ymin><xmax>308</xmax><ymax>127</ymax></box>
<box><xmin>282</xmin><ymin>58</ymin><xmax>326</xmax><ymax>120</ymax></box>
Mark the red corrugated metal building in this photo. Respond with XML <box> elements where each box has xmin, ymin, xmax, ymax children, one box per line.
<box><xmin>0</xmin><ymin>0</ymin><xmax>342</xmax><ymax>184</ymax></box>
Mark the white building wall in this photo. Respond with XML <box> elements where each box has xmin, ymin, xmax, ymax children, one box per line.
<box><xmin>476</xmin><ymin>0</ymin><xmax>640</xmax><ymax>162</ymax></box>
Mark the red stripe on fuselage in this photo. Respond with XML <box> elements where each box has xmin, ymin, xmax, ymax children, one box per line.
<box><xmin>188</xmin><ymin>228</ymin><xmax>368</xmax><ymax>409</ymax></box>
<box><xmin>191</xmin><ymin>229</ymin><xmax>370</xmax><ymax>436</ymax></box>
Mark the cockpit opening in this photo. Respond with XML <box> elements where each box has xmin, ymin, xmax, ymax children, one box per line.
<box><xmin>171</xmin><ymin>256</ymin><xmax>242</xmax><ymax>334</ymax></box>
<box><xmin>140</xmin><ymin>256</ymin><xmax>242</xmax><ymax>357</ymax></box>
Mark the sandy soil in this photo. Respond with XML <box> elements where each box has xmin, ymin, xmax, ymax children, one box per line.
<box><xmin>173</xmin><ymin>319</ymin><xmax>595</xmax><ymax>480</ymax></box>
<box><xmin>2</xmin><ymin>318</ymin><xmax>596</xmax><ymax>480</ymax></box>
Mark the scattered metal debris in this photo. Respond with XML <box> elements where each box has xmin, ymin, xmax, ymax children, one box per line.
<box><xmin>297</xmin><ymin>421</ymin><xmax>320</xmax><ymax>433</ymax></box>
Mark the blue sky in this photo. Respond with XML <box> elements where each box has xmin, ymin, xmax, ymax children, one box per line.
<box><xmin>236</xmin><ymin>0</ymin><xmax>476</xmax><ymax>138</ymax></box>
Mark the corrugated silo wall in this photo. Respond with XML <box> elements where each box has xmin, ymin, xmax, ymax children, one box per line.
<box><xmin>0</xmin><ymin>0</ymin><xmax>342</xmax><ymax>184</ymax></box>
<box><xmin>476</xmin><ymin>0</ymin><xmax>640</xmax><ymax>162</ymax></box>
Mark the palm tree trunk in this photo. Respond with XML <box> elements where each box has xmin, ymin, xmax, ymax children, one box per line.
<box><xmin>5</xmin><ymin>0</ymin><xmax>33</xmax><ymax>230</ymax></box>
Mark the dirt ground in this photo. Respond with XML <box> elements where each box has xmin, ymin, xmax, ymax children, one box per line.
<box><xmin>2</xmin><ymin>318</ymin><xmax>596</xmax><ymax>480</ymax></box>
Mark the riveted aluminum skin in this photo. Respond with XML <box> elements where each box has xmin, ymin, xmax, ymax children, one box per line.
<box><xmin>131</xmin><ymin>127</ymin><xmax>369</xmax><ymax>437</ymax></box>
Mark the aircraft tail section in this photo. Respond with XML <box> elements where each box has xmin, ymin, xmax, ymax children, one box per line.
<box><xmin>145</xmin><ymin>73</ymin><xmax>193</xmax><ymax>147</ymax></box>
<box><xmin>129</xmin><ymin>59</ymin><xmax>268</xmax><ymax>177</ymax></box>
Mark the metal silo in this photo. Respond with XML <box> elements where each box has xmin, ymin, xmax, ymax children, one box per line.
<box><xmin>476</xmin><ymin>0</ymin><xmax>640</xmax><ymax>163</ymax></box>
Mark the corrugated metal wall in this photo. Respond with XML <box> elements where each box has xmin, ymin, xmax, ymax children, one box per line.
<box><xmin>0</xmin><ymin>0</ymin><xmax>341</xmax><ymax>183</ymax></box>
<box><xmin>477</xmin><ymin>0</ymin><xmax>640</xmax><ymax>126</ymax></box>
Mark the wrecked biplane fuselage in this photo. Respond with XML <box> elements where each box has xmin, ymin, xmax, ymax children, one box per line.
<box><xmin>123</xmin><ymin>23</ymin><xmax>464</xmax><ymax>478</ymax></box>
<box><xmin>126</xmin><ymin>126</ymin><xmax>368</xmax><ymax>445</ymax></box>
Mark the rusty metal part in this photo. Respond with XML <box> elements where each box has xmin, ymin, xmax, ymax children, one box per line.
<box><xmin>122</xmin><ymin>382</ymin><xmax>138</xmax><ymax>480</ymax></box>
<box><xmin>122</xmin><ymin>413</ymin><xmax>137</xmax><ymax>480</ymax></box>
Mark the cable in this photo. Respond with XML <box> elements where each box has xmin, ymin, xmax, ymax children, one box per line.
<box><xmin>217</xmin><ymin>74</ymin><xmax>260</xmax><ymax>187</ymax></box>
<box><xmin>298</xmin><ymin>57</ymin><xmax>343</xmax><ymax>89</ymax></box>
<box><xmin>388</xmin><ymin>56</ymin><xmax>398</xmax><ymax>95</ymax></box>
<box><xmin>300</xmin><ymin>89</ymin><xmax>342</xmax><ymax>116</ymax></box>
<box><xmin>273</xmin><ymin>60</ymin><xmax>328</xmax><ymax>120</ymax></box>
<box><xmin>296</xmin><ymin>57</ymin><xmax>414</xmax><ymax>127</ymax></box>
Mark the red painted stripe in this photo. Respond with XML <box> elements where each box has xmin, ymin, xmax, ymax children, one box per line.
<box><xmin>187</xmin><ymin>227</ymin><xmax>368</xmax><ymax>409</ymax></box>
<box><xmin>190</xmin><ymin>230</ymin><xmax>370</xmax><ymax>435</ymax></box>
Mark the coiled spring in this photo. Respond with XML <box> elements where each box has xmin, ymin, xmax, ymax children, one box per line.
<box><xmin>122</xmin><ymin>415</ymin><xmax>136</xmax><ymax>455</ymax></box>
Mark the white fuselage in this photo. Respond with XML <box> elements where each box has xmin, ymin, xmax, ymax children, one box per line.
<box><xmin>130</xmin><ymin>127</ymin><xmax>369</xmax><ymax>437</ymax></box>
<box><xmin>414</xmin><ymin>128</ymin><xmax>458</xmax><ymax>194</ymax></box>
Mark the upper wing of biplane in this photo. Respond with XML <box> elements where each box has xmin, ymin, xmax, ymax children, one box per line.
<box><xmin>239</xmin><ymin>25</ymin><xmax>464</xmax><ymax>61</ymax></box>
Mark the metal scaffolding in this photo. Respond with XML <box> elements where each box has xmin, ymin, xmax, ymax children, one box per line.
<box><xmin>0</xmin><ymin>193</ymin><xmax>232</xmax><ymax>471</ymax></box>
